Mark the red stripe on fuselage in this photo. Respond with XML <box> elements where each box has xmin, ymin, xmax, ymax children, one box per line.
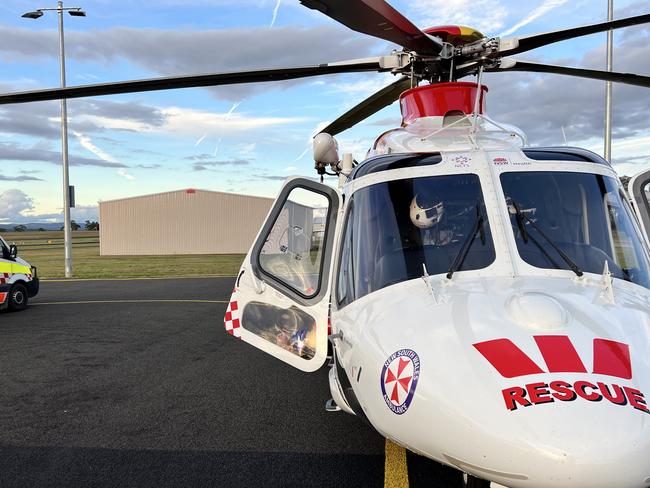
<box><xmin>534</xmin><ymin>335</ymin><xmax>588</xmax><ymax>373</ymax></box>
<box><xmin>593</xmin><ymin>339</ymin><xmax>632</xmax><ymax>379</ymax></box>
<box><xmin>473</xmin><ymin>339</ymin><xmax>544</xmax><ymax>378</ymax></box>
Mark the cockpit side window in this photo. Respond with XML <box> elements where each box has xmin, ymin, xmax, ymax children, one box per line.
<box><xmin>336</xmin><ymin>200</ymin><xmax>355</xmax><ymax>308</ymax></box>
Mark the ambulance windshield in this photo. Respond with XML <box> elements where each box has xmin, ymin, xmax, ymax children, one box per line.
<box><xmin>337</xmin><ymin>174</ymin><xmax>496</xmax><ymax>306</ymax></box>
<box><xmin>501</xmin><ymin>171</ymin><xmax>650</xmax><ymax>288</ymax></box>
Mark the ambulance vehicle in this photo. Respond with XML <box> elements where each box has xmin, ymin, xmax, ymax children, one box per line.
<box><xmin>0</xmin><ymin>235</ymin><xmax>39</xmax><ymax>312</ymax></box>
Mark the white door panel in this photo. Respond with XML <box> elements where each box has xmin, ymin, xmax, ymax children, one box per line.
<box><xmin>224</xmin><ymin>177</ymin><xmax>341</xmax><ymax>372</ymax></box>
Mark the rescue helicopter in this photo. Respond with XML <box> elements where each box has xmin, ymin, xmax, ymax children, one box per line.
<box><xmin>2</xmin><ymin>1</ymin><xmax>650</xmax><ymax>486</ymax></box>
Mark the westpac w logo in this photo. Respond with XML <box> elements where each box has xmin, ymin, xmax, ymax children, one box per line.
<box><xmin>473</xmin><ymin>336</ymin><xmax>648</xmax><ymax>414</ymax></box>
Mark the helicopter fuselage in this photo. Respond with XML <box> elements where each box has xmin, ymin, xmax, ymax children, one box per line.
<box><xmin>326</xmin><ymin>145</ymin><xmax>650</xmax><ymax>488</ymax></box>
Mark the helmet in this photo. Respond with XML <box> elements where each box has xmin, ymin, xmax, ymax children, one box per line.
<box><xmin>410</xmin><ymin>194</ymin><xmax>444</xmax><ymax>229</ymax></box>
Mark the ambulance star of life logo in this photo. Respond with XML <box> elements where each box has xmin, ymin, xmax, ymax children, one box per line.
<box><xmin>380</xmin><ymin>349</ymin><xmax>421</xmax><ymax>415</ymax></box>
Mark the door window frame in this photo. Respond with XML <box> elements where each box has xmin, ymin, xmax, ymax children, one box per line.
<box><xmin>251</xmin><ymin>177</ymin><xmax>340</xmax><ymax>306</ymax></box>
<box><xmin>630</xmin><ymin>172</ymin><xmax>650</xmax><ymax>245</ymax></box>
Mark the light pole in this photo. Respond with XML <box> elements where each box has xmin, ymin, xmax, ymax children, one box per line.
<box><xmin>23</xmin><ymin>2</ymin><xmax>85</xmax><ymax>278</ymax></box>
<box><xmin>604</xmin><ymin>0</ymin><xmax>613</xmax><ymax>162</ymax></box>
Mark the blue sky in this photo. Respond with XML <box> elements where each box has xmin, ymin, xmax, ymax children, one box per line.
<box><xmin>0</xmin><ymin>0</ymin><xmax>648</xmax><ymax>223</ymax></box>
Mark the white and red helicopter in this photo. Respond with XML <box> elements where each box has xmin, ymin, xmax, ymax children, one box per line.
<box><xmin>3</xmin><ymin>2</ymin><xmax>650</xmax><ymax>486</ymax></box>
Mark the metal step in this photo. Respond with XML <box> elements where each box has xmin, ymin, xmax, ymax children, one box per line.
<box><xmin>325</xmin><ymin>398</ymin><xmax>341</xmax><ymax>412</ymax></box>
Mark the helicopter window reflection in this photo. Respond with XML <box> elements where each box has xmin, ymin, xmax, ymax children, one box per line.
<box><xmin>259</xmin><ymin>187</ymin><xmax>330</xmax><ymax>297</ymax></box>
<box><xmin>337</xmin><ymin>174</ymin><xmax>496</xmax><ymax>305</ymax></box>
<box><xmin>501</xmin><ymin>171</ymin><xmax>650</xmax><ymax>288</ymax></box>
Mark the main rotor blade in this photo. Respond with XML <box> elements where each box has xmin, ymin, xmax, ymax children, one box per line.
<box><xmin>300</xmin><ymin>0</ymin><xmax>443</xmax><ymax>55</ymax></box>
<box><xmin>499</xmin><ymin>13</ymin><xmax>650</xmax><ymax>57</ymax></box>
<box><xmin>320</xmin><ymin>76</ymin><xmax>410</xmax><ymax>136</ymax></box>
<box><xmin>489</xmin><ymin>59</ymin><xmax>650</xmax><ymax>88</ymax></box>
<box><xmin>0</xmin><ymin>59</ymin><xmax>385</xmax><ymax>105</ymax></box>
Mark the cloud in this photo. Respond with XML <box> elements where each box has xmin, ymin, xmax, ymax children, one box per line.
<box><xmin>499</xmin><ymin>0</ymin><xmax>569</xmax><ymax>37</ymax></box>
<box><xmin>0</xmin><ymin>142</ymin><xmax>127</xmax><ymax>167</ymax></box>
<box><xmin>78</xmin><ymin>105</ymin><xmax>304</xmax><ymax>136</ymax></box>
<box><xmin>484</xmin><ymin>26</ymin><xmax>650</xmax><ymax>152</ymax></box>
<box><xmin>133</xmin><ymin>163</ymin><xmax>163</xmax><ymax>169</ymax></box>
<box><xmin>74</xmin><ymin>100</ymin><xmax>166</xmax><ymax>127</ymax></box>
<box><xmin>0</xmin><ymin>174</ymin><xmax>43</xmax><ymax>181</ymax></box>
<box><xmin>189</xmin><ymin>158</ymin><xmax>250</xmax><ymax>171</ymax></box>
<box><xmin>71</xmin><ymin>205</ymin><xmax>100</xmax><ymax>223</ymax></box>
<box><xmin>270</xmin><ymin>0</ymin><xmax>282</xmax><ymax>28</ymax></box>
<box><xmin>367</xmin><ymin>116</ymin><xmax>402</xmax><ymax>127</ymax></box>
<box><xmin>0</xmin><ymin>188</ymin><xmax>99</xmax><ymax>224</ymax></box>
<box><xmin>0</xmin><ymin>98</ymin><xmax>165</xmax><ymax>140</ymax></box>
<box><xmin>238</xmin><ymin>142</ymin><xmax>257</xmax><ymax>158</ymax></box>
<box><xmin>73</xmin><ymin>131</ymin><xmax>120</xmax><ymax>164</ymax></box>
<box><xmin>195</xmin><ymin>133</ymin><xmax>208</xmax><ymax>147</ymax></box>
<box><xmin>405</xmin><ymin>0</ymin><xmax>509</xmax><ymax>34</ymax></box>
<box><xmin>117</xmin><ymin>168</ymin><xmax>136</xmax><ymax>180</ymax></box>
<box><xmin>0</xmin><ymin>189</ymin><xmax>35</xmax><ymax>223</ymax></box>
<box><xmin>0</xmin><ymin>25</ymin><xmax>379</xmax><ymax>101</ymax></box>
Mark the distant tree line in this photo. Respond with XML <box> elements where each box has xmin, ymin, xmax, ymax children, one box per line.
<box><xmin>59</xmin><ymin>220</ymin><xmax>99</xmax><ymax>231</ymax></box>
<box><xmin>0</xmin><ymin>221</ymin><xmax>100</xmax><ymax>232</ymax></box>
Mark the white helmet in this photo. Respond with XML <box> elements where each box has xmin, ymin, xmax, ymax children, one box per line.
<box><xmin>410</xmin><ymin>194</ymin><xmax>444</xmax><ymax>229</ymax></box>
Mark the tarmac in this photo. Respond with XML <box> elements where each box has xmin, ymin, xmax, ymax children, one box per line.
<box><xmin>0</xmin><ymin>277</ymin><xmax>462</xmax><ymax>487</ymax></box>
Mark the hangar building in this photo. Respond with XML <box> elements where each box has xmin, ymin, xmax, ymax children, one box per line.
<box><xmin>99</xmin><ymin>188</ymin><xmax>274</xmax><ymax>255</ymax></box>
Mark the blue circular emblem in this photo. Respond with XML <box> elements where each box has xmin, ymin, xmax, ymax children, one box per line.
<box><xmin>380</xmin><ymin>349</ymin><xmax>421</xmax><ymax>415</ymax></box>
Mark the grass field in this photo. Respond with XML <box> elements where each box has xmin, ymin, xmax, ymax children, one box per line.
<box><xmin>2</xmin><ymin>231</ymin><xmax>244</xmax><ymax>279</ymax></box>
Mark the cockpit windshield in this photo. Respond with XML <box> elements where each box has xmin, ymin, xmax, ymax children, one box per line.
<box><xmin>501</xmin><ymin>171</ymin><xmax>650</xmax><ymax>288</ymax></box>
<box><xmin>336</xmin><ymin>174</ymin><xmax>496</xmax><ymax>306</ymax></box>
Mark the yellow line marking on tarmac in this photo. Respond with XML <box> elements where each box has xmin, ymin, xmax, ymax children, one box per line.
<box><xmin>31</xmin><ymin>299</ymin><xmax>228</xmax><ymax>306</ymax></box>
<box><xmin>384</xmin><ymin>438</ymin><xmax>409</xmax><ymax>488</ymax></box>
<box><xmin>43</xmin><ymin>275</ymin><xmax>238</xmax><ymax>282</ymax></box>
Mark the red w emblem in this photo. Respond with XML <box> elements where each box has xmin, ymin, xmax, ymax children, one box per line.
<box><xmin>473</xmin><ymin>336</ymin><xmax>632</xmax><ymax>379</ymax></box>
<box><xmin>473</xmin><ymin>336</ymin><xmax>647</xmax><ymax>414</ymax></box>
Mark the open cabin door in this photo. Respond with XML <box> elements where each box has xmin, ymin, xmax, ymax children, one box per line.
<box><xmin>224</xmin><ymin>177</ymin><xmax>340</xmax><ymax>372</ymax></box>
<box><xmin>629</xmin><ymin>169</ymin><xmax>650</xmax><ymax>245</ymax></box>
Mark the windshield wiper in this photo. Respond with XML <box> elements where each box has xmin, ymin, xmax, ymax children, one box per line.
<box><xmin>510</xmin><ymin>200</ymin><xmax>583</xmax><ymax>277</ymax></box>
<box><xmin>447</xmin><ymin>203</ymin><xmax>486</xmax><ymax>279</ymax></box>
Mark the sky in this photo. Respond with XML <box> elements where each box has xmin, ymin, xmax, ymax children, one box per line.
<box><xmin>0</xmin><ymin>0</ymin><xmax>648</xmax><ymax>224</ymax></box>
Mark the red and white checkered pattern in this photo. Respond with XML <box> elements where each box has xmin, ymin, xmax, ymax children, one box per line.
<box><xmin>224</xmin><ymin>287</ymin><xmax>241</xmax><ymax>338</ymax></box>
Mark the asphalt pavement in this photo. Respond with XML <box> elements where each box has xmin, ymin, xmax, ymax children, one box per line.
<box><xmin>0</xmin><ymin>277</ymin><xmax>460</xmax><ymax>488</ymax></box>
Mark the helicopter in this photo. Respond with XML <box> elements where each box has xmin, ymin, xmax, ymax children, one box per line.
<box><xmin>2</xmin><ymin>1</ymin><xmax>650</xmax><ymax>487</ymax></box>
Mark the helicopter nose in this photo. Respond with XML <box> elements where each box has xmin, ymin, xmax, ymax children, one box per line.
<box><xmin>406</xmin><ymin>373</ymin><xmax>650</xmax><ymax>487</ymax></box>
<box><xmin>503</xmin><ymin>409</ymin><xmax>650</xmax><ymax>487</ymax></box>
<box><xmin>351</xmin><ymin>277</ymin><xmax>650</xmax><ymax>487</ymax></box>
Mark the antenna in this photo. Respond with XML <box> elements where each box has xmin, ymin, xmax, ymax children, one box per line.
<box><xmin>471</xmin><ymin>66</ymin><xmax>484</xmax><ymax>132</ymax></box>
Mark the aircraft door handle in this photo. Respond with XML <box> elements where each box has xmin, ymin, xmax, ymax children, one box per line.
<box><xmin>329</xmin><ymin>332</ymin><xmax>343</xmax><ymax>343</ymax></box>
<box><xmin>250</xmin><ymin>272</ymin><xmax>266</xmax><ymax>294</ymax></box>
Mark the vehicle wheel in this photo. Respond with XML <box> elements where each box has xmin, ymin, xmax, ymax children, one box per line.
<box><xmin>463</xmin><ymin>473</ymin><xmax>491</xmax><ymax>488</ymax></box>
<box><xmin>8</xmin><ymin>283</ymin><xmax>28</xmax><ymax>311</ymax></box>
